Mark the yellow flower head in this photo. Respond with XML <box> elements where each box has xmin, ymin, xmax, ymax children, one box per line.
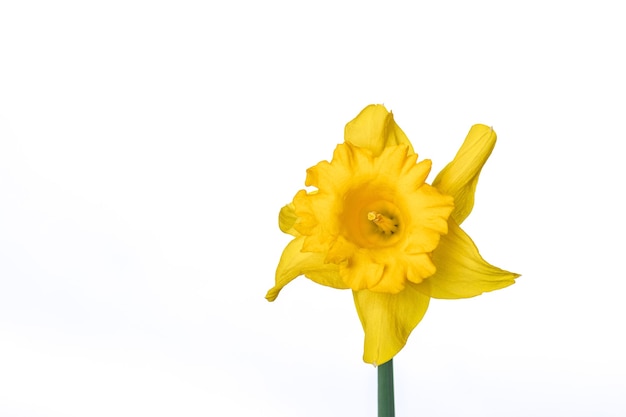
<box><xmin>267</xmin><ymin>105</ymin><xmax>519</xmax><ymax>366</ymax></box>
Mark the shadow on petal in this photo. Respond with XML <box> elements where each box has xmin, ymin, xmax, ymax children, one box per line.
<box><xmin>416</xmin><ymin>220</ymin><xmax>519</xmax><ymax>300</ymax></box>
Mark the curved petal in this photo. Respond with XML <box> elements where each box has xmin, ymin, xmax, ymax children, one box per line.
<box><xmin>353</xmin><ymin>285</ymin><xmax>430</xmax><ymax>365</ymax></box>
<box><xmin>266</xmin><ymin>236</ymin><xmax>347</xmax><ymax>302</ymax></box>
<box><xmin>415</xmin><ymin>220</ymin><xmax>519</xmax><ymax>299</ymax></box>
<box><xmin>344</xmin><ymin>104</ymin><xmax>415</xmax><ymax>157</ymax></box>
<box><xmin>432</xmin><ymin>124</ymin><xmax>496</xmax><ymax>225</ymax></box>
<box><xmin>278</xmin><ymin>203</ymin><xmax>300</xmax><ymax>237</ymax></box>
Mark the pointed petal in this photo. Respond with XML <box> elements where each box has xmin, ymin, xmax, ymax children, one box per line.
<box><xmin>278</xmin><ymin>203</ymin><xmax>300</xmax><ymax>236</ymax></box>
<box><xmin>266</xmin><ymin>236</ymin><xmax>347</xmax><ymax>302</ymax></box>
<box><xmin>415</xmin><ymin>220</ymin><xmax>519</xmax><ymax>299</ymax></box>
<box><xmin>432</xmin><ymin>124</ymin><xmax>496</xmax><ymax>224</ymax></box>
<box><xmin>353</xmin><ymin>285</ymin><xmax>430</xmax><ymax>365</ymax></box>
<box><xmin>344</xmin><ymin>104</ymin><xmax>415</xmax><ymax>157</ymax></box>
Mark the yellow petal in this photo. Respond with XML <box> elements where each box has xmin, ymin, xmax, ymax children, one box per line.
<box><xmin>344</xmin><ymin>104</ymin><xmax>415</xmax><ymax>157</ymax></box>
<box><xmin>266</xmin><ymin>236</ymin><xmax>347</xmax><ymax>302</ymax></box>
<box><xmin>432</xmin><ymin>124</ymin><xmax>496</xmax><ymax>224</ymax></box>
<box><xmin>278</xmin><ymin>203</ymin><xmax>300</xmax><ymax>236</ymax></box>
<box><xmin>353</xmin><ymin>285</ymin><xmax>430</xmax><ymax>365</ymax></box>
<box><xmin>416</xmin><ymin>220</ymin><xmax>519</xmax><ymax>299</ymax></box>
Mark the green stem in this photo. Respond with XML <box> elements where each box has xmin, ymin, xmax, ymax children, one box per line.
<box><xmin>378</xmin><ymin>358</ymin><xmax>395</xmax><ymax>417</ymax></box>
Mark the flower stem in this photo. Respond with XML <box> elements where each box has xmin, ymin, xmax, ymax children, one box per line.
<box><xmin>378</xmin><ymin>358</ymin><xmax>395</xmax><ymax>417</ymax></box>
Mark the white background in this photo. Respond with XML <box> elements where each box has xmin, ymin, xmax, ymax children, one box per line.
<box><xmin>1</xmin><ymin>1</ymin><xmax>624</xmax><ymax>416</ymax></box>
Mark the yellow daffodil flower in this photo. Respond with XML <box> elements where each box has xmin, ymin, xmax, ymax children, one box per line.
<box><xmin>267</xmin><ymin>104</ymin><xmax>519</xmax><ymax>366</ymax></box>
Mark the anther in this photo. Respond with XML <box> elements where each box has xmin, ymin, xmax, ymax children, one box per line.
<box><xmin>367</xmin><ymin>211</ymin><xmax>399</xmax><ymax>235</ymax></box>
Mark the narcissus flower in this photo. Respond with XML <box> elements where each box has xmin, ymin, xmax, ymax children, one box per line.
<box><xmin>267</xmin><ymin>105</ymin><xmax>519</xmax><ymax>365</ymax></box>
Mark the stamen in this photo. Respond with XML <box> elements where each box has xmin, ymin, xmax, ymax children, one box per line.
<box><xmin>367</xmin><ymin>211</ymin><xmax>399</xmax><ymax>235</ymax></box>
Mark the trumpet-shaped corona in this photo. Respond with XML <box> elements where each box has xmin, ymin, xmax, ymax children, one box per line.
<box><xmin>294</xmin><ymin>142</ymin><xmax>454</xmax><ymax>293</ymax></box>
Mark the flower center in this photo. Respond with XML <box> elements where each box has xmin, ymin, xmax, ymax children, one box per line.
<box><xmin>367</xmin><ymin>211</ymin><xmax>398</xmax><ymax>235</ymax></box>
<box><xmin>339</xmin><ymin>183</ymin><xmax>405</xmax><ymax>249</ymax></box>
